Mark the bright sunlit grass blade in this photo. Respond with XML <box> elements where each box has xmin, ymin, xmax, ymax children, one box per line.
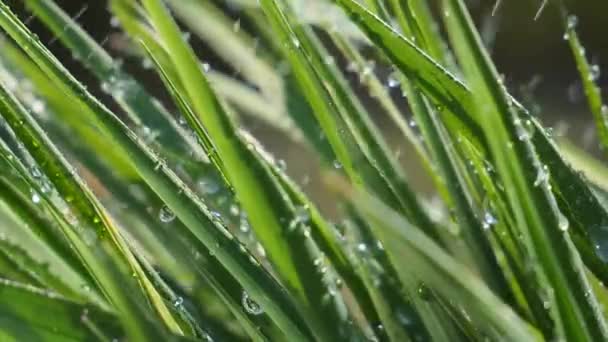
<box><xmin>0</xmin><ymin>2</ymin><xmax>312</xmax><ymax>339</ymax></box>
<box><xmin>23</xmin><ymin>0</ymin><xmax>207</xmax><ymax>166</ymax></box>
<box><xmin>133</xmin><ymin>0</ymin><xmax>357</xmax><ymax>339</ymax></box>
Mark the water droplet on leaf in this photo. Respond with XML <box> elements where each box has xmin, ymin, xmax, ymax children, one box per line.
<box><xmin>482</xmin><ymin>211</ymin><xmax>498</xmax><ymax>230</ymax></box>
<box><xmin>159</xmin><ymin>205</ymin><xmax>175</xmax><ymax>223</ymax></box>
<box><xmin>242</xmin><ymin>291</ymin><xmax>263</xmax><ymax>315</ymax></box>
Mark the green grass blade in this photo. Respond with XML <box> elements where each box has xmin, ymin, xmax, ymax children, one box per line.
<box><xmin>139</xmin><ymin>0</ymin><xmax>358</xmax><ymax>339</ymax></box>
<box><xmin>165</xmin><ymin>0</ymin><xmax>288</xmax><ymax>127</ymax></box>
<box><xmin>0</xmin><ymin>2</ymin><xmax>318</xmax><ymax>339</ymax></box>
<box><xmin>331</xmin><ymin>0</ymin><xmax>608</xmax><ymax>309</ymax></box>
<box><xmin>329</xmin><ymin>33</ymin><xmax>435</xmax><ymax>177</ymax></box>
<box><xmin>331</xmin><ymin>0</ymin><xmax>483</xmax><ymax>141</ymax></box>
<box><xmin>0</xmin><ymin>278</ymin><xmax>124</xmax><ymax>341</ymax></box>
<box><xmin>0</xmin><ymin>164</ymin><xmax>96</xmax><ymax>292</ymax></box>
<box><xmin>0</xmin><ymin>43</ymin><xmax>248</xmax><ymax>337</ymax></box>
<box><xmin>268</xmin><ymin>1</ymin><xmax>439</xmax><ymax>238</ymax></box>
<box><xmin>0</xmin><ymin>74</ymin><xmax>178</xmax><ymax>338</ymax></box>
<box><xmin>344</xmin><ymin>186</ymin><xmax>541</xmax><ymax>341</ymax></box>
<box><xmin>563</xmin><ymin>14</ymin><xmax>608</xmax><ymax>154</ymax></box>
<box><xmin>387</xmin><ymin>1</ymin><xmax>511</xmax><ymax>297</ymax></box>
<box><xmin>23</xmin><ymin>0</ymin><xmax>207</xmax><ymax>166</ymax></box>
<box><xmin>441</xmin><ymin>0</ymin><xmax>608</xmax><ymax>340</ymax></box>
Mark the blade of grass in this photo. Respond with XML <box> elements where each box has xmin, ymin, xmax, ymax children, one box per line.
<box><xmin>562</xmin><ymin>14</ymin><xmax>608</xmax><ymax>154</ymax></box>
<box><xmin>0</xmin><ymin>163</ymin><xmax>98</xmax><ymax>297</ymax></box>
<box><xmin>0</xmin><ymin>2</ymin><xmax>319</xmax><ymax>339</ymax></box>
<box><xmin>339</xmin><ymin>183</ymin><xmax>542</xmax><ymax>341</ymax></box>
<box><xmin>331</xmin><ymin>0</ymin><xmax>608</xmax><ymax>303</ymax></box>
<box><xmin>269</xmin><ymin>0</ymin><xmax>440</xmax><ymax>238</ymax></box>
<box><xmin>386</xmin><ymin>0</ymin><xmax>512</xmax><ymax>298</ymax></box>
<box><xmin>0</xmin><ymin>278</ymin><xmax>124</xmax><ymax>341</ymax></box>
<box><xmin>23</xmin><ymin>0</ymin><xmax>208</xmax><ymax>167</ymax></box>
<box><xmin>442</xmin><ymin>0</ymin><xmax>608</xmax><ymax>340</ymax></box>
<box><xmin>0</xmin><ymin>75</ymin><xmax>181</xmax><ymax>337</ymax></box>
<box><xmin>140</xmin><ymin>0</ymin><xmax>358</xmax><ymax>339</ymax></box>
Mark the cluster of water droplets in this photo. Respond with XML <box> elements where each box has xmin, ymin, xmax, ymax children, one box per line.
<box><xmin>100</xmin><ymin>69</ymin><xmax>133</xmax><ymax>101</ymax></box>
<box><xmin>533</xmin><ymin>164</ymin><xmax>550</xmax><ymax>188</ymax></box>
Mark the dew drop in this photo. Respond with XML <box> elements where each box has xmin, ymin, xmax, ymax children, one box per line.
<box><xmin>291</xmin><ymin>36</ymin><xmax>301</xmax><ymax>48</ymax></box>
<box><xmin>159</xmin><ymin>205</ymin><xmax>176</xmax><ymax>223</ymax></box>
<box><xmin>173</xmin><ymin>296</ymin><xmax>184</xmax><ymax>308</ymax></box>
<box><xmin>590</xmin><ymin>64</ymin><xmax>601</xmax><ymax>82</ymax></box>
<box><xmin>276</xmin><ymin>159</ymin><xmax>287</xmax><ymax>171</ymax></box>
<box><xmin>242</xmin><ymin>291</ymin><xmax>263</xmax><ymax>315</ymax></box>
<box><xmin>482</xmin><ymin>211</ymin><xmax>497</xmax><ymax>230</ymax></box>
<box><xmin>31</xmin><ymin>166</ymin><xmax>42</xmax><ymax>178</ymax></box>
<box><xmin>198</xmin><ymin>176</ymin><xmax>220</xmax><ymax>195</ymax></box>
<box><xmin>294</xmin><ymin>205</ymin><xmax>310</xmax><ymax>224</ymax></box>
<box><xmin>359</xmin><ymin>60</ymin><xmax>375</xmax><ymax>82</ymax></box>
<box><xmin>533</xmin><ymin>165</ymin><xmax>549</xmax><ymax>187</ymax></box>
<box><xmin>31</xmin><ymin>100</ymin><xmax>45</xmax><ymax>114</ymax></box>
<box><xmin>356</xmin><ymin>243</ymin><xmax>368</xmax><ymax>254</ymax></box>
<box><xmin>386</xmin><ymin>71</ymin><xmax>400</xmax><ymax>88</ymax></box>
<box><xmin>589</xmin><ymin>225</ymin><xmax>608</xmax><ymax>262</ymax></box>
<box><xmin>567</xmin><ymin>15</ymin><xmax>578</xmax><ymax>30</ymax></box>
<box><xmin>417</xmin><ymin>282</ymin><xmax>432</xmax><ymax>301</ymax></box>
<box><xmin>333</xmin><ymin>160</ymin><xmax>343</xmax><ymax>169</ymax></box>
<box><xmin>229</xmin><ymin>204</ymin><xmax>240</xmax><ymax>216</ymax></box>
<box><xmin>31</xmin><ymin>191</ymin><xmax>41</xmax><ymax>204</ymax></box>
<box><xmin>557</xmin><ymin>212</ymin><xmax>569</xmax><ymax>231</ymax></box>
<box><xmin>110</xmin><ymin>16</ymin><xmax>120</xmax><ymax>28</ymax></box>
<box><xmin>239</xmin><ymin>212</ymin><xmax>250</xmax><ymax>233</ymax></box>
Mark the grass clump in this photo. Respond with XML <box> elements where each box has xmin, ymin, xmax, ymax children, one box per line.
<box><xmin>0</xmin><ymin>0</ymin><xmax>607</xmax><ymax>341</ymax></box>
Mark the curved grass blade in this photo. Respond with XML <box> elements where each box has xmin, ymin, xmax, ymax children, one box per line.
<box><xmin>0</xmin><ymin>2</ymin><xmax>319</xmax><ymax>339</ymax></box>
<box><xmin>331</xmin><ymin>0</ymin><xmax>608</xmax><ymax>305</ymax></box>
<box><xmin>0</xmin><ymin>43</ymin><xmax>244</xmax><ymax>337</ymax></box>
<box><xmin>0</xmin><ymin>39</ymin><xmax>137</xmax><ymax>180</ymax></box>
<box><xmin>23</xmin><ymin>0</ymin><xmax>207</xmax><ymax>167</ymax></box>
<box><xmin>140</xmin><ymin>0</ymin><xmax>358</xmax><ymax>339</ymax></box>
<box><xmin>328</xmin><ymin>34</ymin><xmax>440</xmax><ymax>191</ymax></box>
<box><xmin>268</xmin><ymin>1</ymin><xmax>439</xmax><ymax>238</ymax></box>
<box><xmin>342</xmin><ymin>185</ymin><xmax>541</xmax><ymax>341</ymax></box>
<box><xmin>441</xmin><ymin>0</ymin><xmax>608</xmax><ymax>340</ymax></box>
<box><xmin>330</xmin><ymin>0</ymin><xmax>483</xmax><ymax>143</ymax></box>
<box><xmin>0</xmin><ymin>236</ymin><xmax>73</xmax><ymax>296</ymax></box>
<box><xmin>563</xmin><ymin>14</ymin><xmax>608</xmax><ymax>154</ymax></box>
<box><xmin>0</xmin><ymin>75</ymin><xmax>181</xmax><ymax>338</ymax></box>
<box><xmin>0</xmin><ymin>166</ymin><xmax>97</xmax><ymax>293</ymax></box>
<box><xmin>239</xmin><ymin>130</ymin><xmax>388</xmax><ymax>337</ymax></box>
<box><xmin>345</xmin><ymin>207</ymin><xmax>443</xmax><ymax>342</ymax></box>
<box><xmin>458</xmin><ymin>137</ymin><xmax>556</xmax><ymax>333</ymax></box>
<box><xmin>165</xmin><ymin>0</ymin><xmax>289</xmax><ymax>128</ymax></box>
<box><xmin>0</xmin><ymin>277</ymin><xmax>124</xmax><ymax>341</ymax></box>
<box><xmin>385</xmin><ymin>0</ymin><xmax>512</xmax><ymax>298</ymax></box>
